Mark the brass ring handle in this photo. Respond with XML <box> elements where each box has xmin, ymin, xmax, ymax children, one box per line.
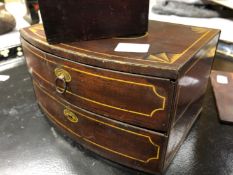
<box><xmin>54</xmin><ymin>68</ymin><xmax>71</xmax><ymax>94</ymax></box>
<box><xmin>64</xmin><ymin>109</ymin><xmax>78</xmax><ymax>123</ymax></box>
<box><xmin>55</xmin><ymin>76</ymin><xmax>67</xmax><ymax>94</ymax></box>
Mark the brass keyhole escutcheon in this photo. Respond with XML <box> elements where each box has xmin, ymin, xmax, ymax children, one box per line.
<box><xmin>54</xmin><ymin>68</ymin><xmax>71</xmax><ymax>94</ymax></box>
<box><xmin>64</xmin><ymin>109</ymin><xmax>78</xmax><ymax>123</ymax></box>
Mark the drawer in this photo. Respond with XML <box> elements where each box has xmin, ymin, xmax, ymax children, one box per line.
<box><xmin>33</xmin><ymin>80</ymin><xmax>167</xmax><ymax>174</ymax></box>
<box><xmin>22</xmin><ymin>39</ymin><xmax>174</xmax><ymax>131</ymax></box>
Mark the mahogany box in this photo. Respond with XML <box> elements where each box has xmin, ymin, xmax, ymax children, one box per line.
<box><xmin>20</xmin><ymin>21</ymin><xmax>220</xmax><ymax>174</ymax></box>
<box><xmin>38</xmin><ymin>0</ymin><xmax>149</xmax><ymax>44</ymax></box>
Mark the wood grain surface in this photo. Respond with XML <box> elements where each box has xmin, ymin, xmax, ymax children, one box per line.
<box><xmin>20</xmin><ymin>21</ymin><xmax>220</xmax><ymax>79</ymax></box>
<box><xmin>20</xmin><ymin>21</ymin><xmax>220</xmax><ymax>174</ymax></box>
<box><xmin>38</xmin><ymin>0</ymin><xmax>149</xmax><ymax>44</ymax></box>
<box><xmin>22</xmin><ymin>38</ymin><xmax>174</xmax><ymax>132</ymax></box>
<box><xmin>33</xmin><ymin>79</ymin><xmax>167</xmax><ymax>174</ymax></box>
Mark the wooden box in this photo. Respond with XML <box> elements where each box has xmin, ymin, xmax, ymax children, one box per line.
<box><xmin>38</xmin><ymin>0</ymin><xmax>149</xmax><ymax>44</ymax></box>
<box><xmin>20</xmin><ymin>21</ymin><xmax>220</xmax><ymax>174</ymax></box>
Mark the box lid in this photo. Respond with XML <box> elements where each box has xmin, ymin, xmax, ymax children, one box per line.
<box><xmin>20</xmin><ymin>21</ymin><xmax>220</xmax><ymax>79</ymax></box>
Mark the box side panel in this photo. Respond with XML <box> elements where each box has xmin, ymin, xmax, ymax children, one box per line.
<box><xmin>163</xmin><ymin>34</ymin><xmax>220</xmax><ymax>170</ymax></box>
<box><xmin>173</xmin><ymin>34</ymin><xmax>219</xmax><ymax>126</ymax></box>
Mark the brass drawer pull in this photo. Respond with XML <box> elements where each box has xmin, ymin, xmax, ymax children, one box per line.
<box><xmin>55</xmin><ymin>76</ymin><xmax>67</xmax><ymax>94</ymax></box>
<box><xmin>54</xmin><ymin>68</ymin><xmax>71</xmax><ymax>94</ymax></box>
<box><xmin>64</xmin><ymin>108</ymin><xmax>78</xmax><ymax>123</ymax></box>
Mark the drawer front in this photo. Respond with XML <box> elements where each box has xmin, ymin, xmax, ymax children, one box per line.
<box><xmin>33</xmin><ymin>80</ymin><xmax>167</xmax><ymax>174</ymax></box>
<box><xmin>22</xmin><ymin>39</ymin><xmax>174</xmax><ymax>131</ymax></box>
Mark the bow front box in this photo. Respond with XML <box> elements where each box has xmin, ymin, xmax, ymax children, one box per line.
<box><xmin>38</xmin><ymin>0</ymin><xmax>149</xmax><ymax>44</ymax></box>
<box><xmin>20</xmin><ymin>21</ymin><xmax>220</xmax><ymax>174</ymax></box>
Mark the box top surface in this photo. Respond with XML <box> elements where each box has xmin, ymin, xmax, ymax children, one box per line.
<box><xmin>20</xmin><ymin>21</ymin><xmax>219</xmax><ymax>79</ymax></box>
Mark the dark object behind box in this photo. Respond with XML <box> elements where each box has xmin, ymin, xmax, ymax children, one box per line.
<box><xmin>38</xmin><ymin>0</ymin><xmax>149</xmax><ymax>44</ymax></box>
<box><xmin>211</xmin><ymin>70</ymin><xmax>233</xmax><ymax>124</ymax></box>
<box><xmin>20</xmin><ymin>21</ymin><xmax>220</xmax><ymax>174</ymax></box>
